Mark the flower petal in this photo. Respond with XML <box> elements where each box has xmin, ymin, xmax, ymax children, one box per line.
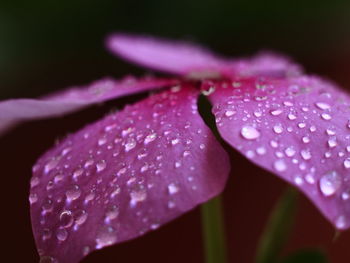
<box><xmin>30</xmin><ymin>84</ymin><xmax>230</xmax><ymax>262</ymax></box>
<box><xmin>0</xmin><ymin>76</ymin><xmax>177</xmax><ymax>136</ymax></box>
<box><xmin>231</xmin><ymin>52</ymin><xmax>303</xmax><ymax>78</ymax></box>
<box><xmin>106</xmin><ymin>34</ymin><xmax>227</xmax><ymax>75</ymax></box>
<box><xmin>205</xmin><ymin>76</ymin><xmax>350</xmax><ymax>230</ymax></box>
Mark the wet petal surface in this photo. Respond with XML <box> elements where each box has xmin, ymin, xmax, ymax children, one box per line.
<box><xmin>30</xmin><ymin>84</ymin><xmax>229</xmax><ymax>262</ymax></box>
<box><xmin>205</xmin><ymin>76</ymin><xmax>350</xmax><ymax>229</ymax></box>
<box><xmin>0</xmin><ymin>76</ymin><xmax>176</xmax><ymax>135</ymax></box>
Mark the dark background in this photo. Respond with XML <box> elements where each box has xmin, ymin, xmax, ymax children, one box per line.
<box><xmin>1</xmin><ymin>0</ymin><xmax>350</xmax><ymax>262</ymax></box>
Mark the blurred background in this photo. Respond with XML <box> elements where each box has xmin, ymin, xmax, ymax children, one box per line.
<box><xmin>1</xmin><ymin>0</ymin><xmax>350</xmax><ymax>262</ymax></box>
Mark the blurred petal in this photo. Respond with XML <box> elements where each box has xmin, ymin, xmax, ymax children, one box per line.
<box><xmin>205</xmin><ymin>76</ymin><xmax>350</xmax><ymax>230</ymax></box>
<box><xmin>231</xmin><ymin>53</ymin><xmax>303</xmax><ymax>78</ymax></box>
<box><xmin>106</xmin><ymin>34</ymin><xmax>227</xmax><ymax>75</ymax></box>
<box><xmin>30</xmin><ymin>84</ymin><xmax>230</xmax><ymax>262</ymax></box>
<box><xmin>0</xmin><ymin>76</ymin><xmax>177</xmax><ymax>135</ymax></box>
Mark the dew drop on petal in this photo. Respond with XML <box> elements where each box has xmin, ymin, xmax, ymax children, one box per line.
<box><xmin>321</xmin><ymin>113</ymin><xmax>332</xmax><ymax>120</ymax></box>
<box><xmin>95</xmin><ymin>226</ymin><xmax>117</xmax><ymax>249</ymax></box>
<box><xmin>285</xmin><ymin>147</ymin><xmax>296</xmax><ymax>157</ymax></box>
<box><xmin>319</xmin><ymin>171</ymin><xmax>342</xmax><ymax>197</ymax></box>
<box><xmin>315</xmin><ymin>102</ymin><xmax>331</xmax><ymax>110</ymax></box>
<box><xmin>65</xmin><ymin>185</ymin><xmax>81</xmax><ymax>201</ymax></box>
<box><xmin>130</xmin><ymin>189</ymin><xmax>147</xmax><ymax>207</ymax></box>
<box><xmin>29</xmin><ymin>193</ymin><xmax>38</xmax><ymax>204</ymax></box>
<box><xmin>273</xmin><ymin>159</ymin><xmax>287</xmax><ymax>172</ymax></box>
<box><xmin>74</xmin><ymin>209</ymin><xmax>88</xmax><ymax>225</ymax></box>
<box><xmin>144</xmin><ymin>133</ymin><xmax>157</xmax><ymax>144</ymax></box>
<box><xmin>273</xmin><ymin>124</ymin><xmax>283</xmax><ymax>134</ymax></box>
<box><xmin>105</xmin><ymin>205</ymin><xmax>119</xmax><ymax>221</ymax></box>
<box><xmin>270</xmin><ymin>109</ymin><xmax>283</xmax><ymax>116</ymax></box>
<box><xmin>241</xmin><ymin>126</ymin><xmax>260</xmax><ymax>140</ymax></box>
<box><xmin>96</xmin><ymin>160</ymin><xmax>107</xmax><ymax>172</ymax></box>
<box><xmin>124</xmin><ymin>139</ymin><xmax>136</xmax><ymax>152</ymax></box>
<box><xmin>59</xmin><ymin>210</ymin><xmax>73</xmax><ymax>228</ymax></box>
<box><xmin>56</xmin><ymin>228</ymin><xmax>68</xmax><ymax>241</ymax></box>
<box><xmin>343</xmin><ymin>158</ymin><xmax>350</xmax><ymax>169</ymax></box>
<box><xmin>168</xmin><ymin>183</ymin><xmax>179</xmax><ymax>195</ymax></box>
<box><xmin>335</xmin><ymin>215</ymin><xmax>347</xmax><ymax>229</ymax></box>
<box><xmin>327</xmin><ymin>137</ymin><xmax>337</xmax><ymax>148</ymax></box>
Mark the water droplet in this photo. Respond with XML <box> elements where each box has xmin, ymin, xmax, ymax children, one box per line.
<box><xmin>305</xmin><ymin>174</ymin><xmax>316</xmax><ymax>184</ymax></box>
<box><xmin>315</xmin><ymin>102</ymin><xmax>331</xmax><ymax>110</ymax></box>
<box><xmin>42</xmin><ymin>229</ymin><xmax>52</xmax><ymax>241</ymax></box>
<box><xmin>256</xmin><ymin>146</ymin><xmax>266</xmax><ymax>155</ymax></box>
<box><xmin>175</xmin><ymin>161</ymin><xmax>182</xmax><ymax>168</ymax></box>
<box><xmin>200</xmin><ymin>144</ymin><xmax>206</xmax><ymax>150</ymax></box>
<box><xmin>98</xmin><ymin>137</ymin><xmax>107</xmax><ymax>146</ymax></box>
<box><xmin>327</xmin><ymin>137</ymin><xmax>337</xmax><ymax>148</ymax></box>
<box><xmin>253</xmin><ymin>110</ymin><xmax>262</xmax><ymax>117</ymax></box>
<box><xmin>225</xmin><ymin>110</ymin><xmax>236</xmax><ymax>117</ymax></box>
<box><xmin>85</xmin><ymin>191</ymin><xmax>95</xmax><ymax>203</ymax></box>
<box><xmin>66</xmin><ymin>185</ymin><xmax>81</xmax><ymax>202</ymax></box>
<box><xmin>241</xmin><ymin>126</ymin><xmax>260</xmax><ymax>140</ymax></box>
<box><xmin>309</xmin><ymin>126</ymin><xmax>316</xmax><ymax>132</ymax></box>
<box><xmin>130</xmin><ymin>189</ymin><xmax>147</xmax><ymax>207</ymax></box>
<box><xmin>344</xmin><ymin>158</ymin><xmax>350</xmax><ymax>169</ymax></box>
<box><xmin>42</xmin><ymin>199</ymin><xmax>53</xmax><ymax>213</ymax></box>
<box><xmin>168</xmin><ymin>183</ymin><xmax>179</xmax><ymax>195</ymax></box>
<box><xmin>326</xmin><ymin>128</ymin><xmax>336</xmax><ymax>136</ymax></box>
<box><xmin>73</xmin><ymin>168</ymin><xmax>84</xmax><ymax>180</ymax></box>
<box><xmin>44</xmin><ymin>159</ymin><xmax>59</xmax><ymax>174</ymax></box>
<box><xmin>117</xmin><ymin>167</ymin><xmax>127</xmax><ymax>176</ymax></box>
<box><xmin>335</xmin><ymin>215</ymin><xmax>347</xmax><ymax>229</ymax></box>
<box><xmin>29</xmin><ymin>193</ymin><xmax>38</xmax><ymax>204</ymax></box>
<box><xmin>110</xmin><ymin>187</ymin><xmax>121</xmax><ymax>198</ymax></box>
<box><xmin>96</xmin><ymin>160</ymin><xmax>107</xmax><ymax>172</ymax></box>
<box><xmin>341</xmin><ymin>190</ymin><xmax>350</xmax><ymax>200</ymax></box>
<box><xmin>31</xmin><ymin>177</ymin><xmax>40</xmax><ymax>188</ymax></box>
<box><xmin>59</xmin><ymin>210</ymin><xmax>73</xmax><ymax>228</ymax></box>
<box><xmin>300</xmin><ymin>149</ymin><xmax>312</xmax><ymax>160</ymax></box>
<box><xmin>321</xmin><ymin>113</ymin><xmax>332</xmax><ymax>120</ymax></box>
<box><xmin>273</xmin><ymin>160</ymin><xmax>287</xmax><ymax>172</ymax></box>
<box><xmin>54</xmin><ymin>173</ymin><xmax>64</xmax><ymax>183</ymax></box>
<box><xmin>144</xmin><ymin>133</ymin><xmax>157</xmax><ymax>144</ymax></box>
<box><xmin>270</xmin><ymin>109</ymin><xmax>283</xmax><ymax>116</ymax></box>
<box><xmin>140</xmin><ymin>164</ymin><xmax>149</xmax><ymax>173</ymax></box>
<box><xmin>285</xmin><ymin>147</ymin><xmax>296</xmax><ymax>157</ymax></box>
<box><xmin>298</xmin><ymin>122</ymin><xmax>306</xmax><ymax>128</ymax></box>
<box><xmin>74</xmin><ymin>209</ymin><xmax>88</xmax><ymax>225</ymax></box>
<box><xmin>56</xmin><ymin>228</ymin><xmax>68</xmax><ymax>241</ymax></box>
<box><xmin>105</xmin><ymin>205</ymin><xmax>119</xmax><ymax>221</ymax></box>
<box><xmin>294</xmin><ymin>176</ymin><xmax>304</xmax><ymax>185</ymax></box>
<box><xmin>95</xmin><ymin>226</ymin><xmax>117</xmax><ymax>249</ymax></box>
<box><xmin>319</xmin><ymin>171</ymin><xmax>342</xmax><ymax>197</ymax></box>
<box><xmin>302</xmin><ymin>136</ymin><xmax>310</xmax><ymax>144</ymax></box>
<box><xmin>273</xmin><ymin>124</ymin><xmax>283</xmax><ymax>134</ymax></box>
<box><xmin>125</xmin><ymin>139</ymin><xmax>136</xmax><ymax>152</ymax></box>
<box><xmin>171</xmin><ymin>138</ymin><xmax>180</xmax><ymax>145</ymax></box>
<box><xmin>283</xmin><ymin>101</ymin><xmax>293</xmax><ymax>107</ymax></box>
<box><xmin>287</xmin><ymin>113</ymin><xmax>297</xmax><ymax>120</ymax></box>
<box><xmin>202</xmin><ymin>86</ymin><xmax>215</xmax><ymax>96</ymax></box>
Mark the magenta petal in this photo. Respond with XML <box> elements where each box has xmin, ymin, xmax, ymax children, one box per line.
<box><xmin>106</xmin><ymin>34</ymin><xmax>227</xmax><ymax>75</ymax></box>
<box><xmin>30</xmin><ymin>85</ymin><xmax>230</xmax><ymax>262</ymax></box>
<box><xmin>0</xmin><ymin>76</ymin><xmax>177</xmax><ymax>135</ymax></box>
<box><xmin>206</xmin><ymin>76</ymin><xmax>350</xmax><ymax>230</ymax></box>
<box><xmin>231</xmin><ymin>53</ymin><xmax>303</xmax><ymax>78</ymax></box>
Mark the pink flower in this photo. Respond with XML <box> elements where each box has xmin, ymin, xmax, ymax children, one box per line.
<box><xmin>1</xmin><ymin>34</ymin><xmax>350</xmax><ymax>262</ymax></box>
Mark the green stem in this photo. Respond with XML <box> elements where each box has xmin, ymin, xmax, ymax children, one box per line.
<box><xmin>201</xmin><ymin>195</ymin><xmax>228</xmax><ymax>263</ymax></box>
<box><xmin>256</xmin><ymin>187</ymin><xmax>298</xmax><ymax>263</ymax></box>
